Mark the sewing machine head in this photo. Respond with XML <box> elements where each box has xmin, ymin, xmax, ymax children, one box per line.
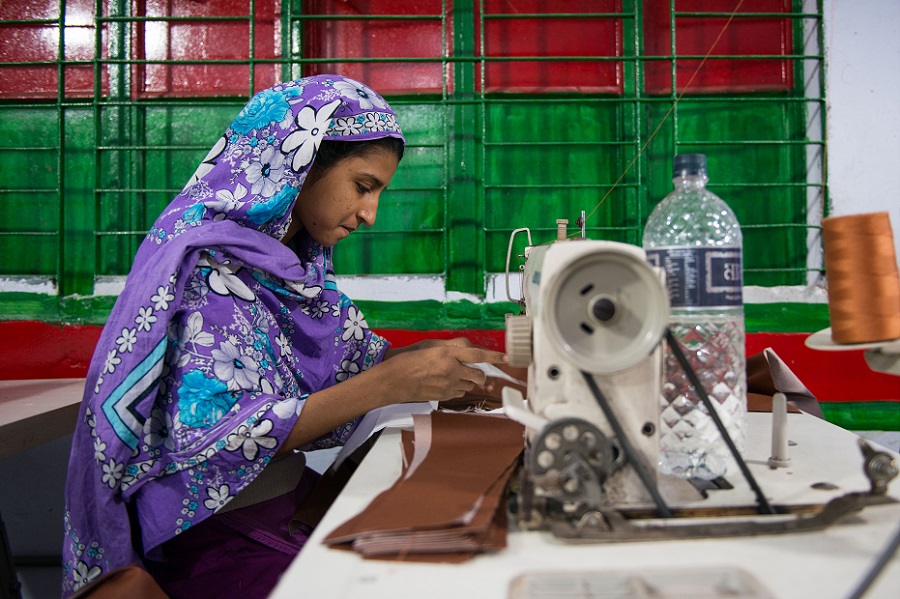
<box><xmin>503</xmin><ymin>220</ymin><xmax>670</xmax><ymax>519</ymax></box>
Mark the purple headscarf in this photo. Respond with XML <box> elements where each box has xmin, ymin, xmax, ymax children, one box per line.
<box><xmin>62</xmin><ymin>75</ymin><xmax>405</xmax><ymax>595</ymax></box>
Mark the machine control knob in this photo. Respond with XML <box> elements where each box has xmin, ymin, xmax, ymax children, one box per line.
<box><xmin>505</xmin><ymin>314</ymin><xmax>533</xmax><ymax>368</ymax></box>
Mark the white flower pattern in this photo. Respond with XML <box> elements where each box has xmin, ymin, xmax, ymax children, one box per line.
<box><xmin>115</xmin><ymin>327</ymin><xmax>137</xmax><ymax>353</ymax></box>
<box><xmin>245</xmin><ymin>146</ymin><xmax>285</xmax><ymax>197</ymax></box>
<box><xmin>101</xmin><ymin>458</ymin><xmax>124</xmax><ymax>489</ymax></box>
<box><xmin>275</xmin><ymin>332</ymin><xmax>292</xmax><ymax>357</ymax></box>
<box><xmin>93</xmin><ymin>436</ymin><xmax>107</xmax><ymax>463</ymax></box>
<box><xmin>333</xmin><ymin>78</ymin><xmax>386</xmax><ymax>111</ymax></box>
<box><xmin>331</xmin><ymin>115</ymin><xmax>363</xmax><ymax>136</ymax></box>
<box><xmin>211</xmin><ymin>340</ymin><xmax>260</xmax><ymax>391</ymax></box>
<box><xmin>342</xmin><ymin>306</ymin><xmax>368</xmax><ymax>341</ymax></box>
<box><xmin>204</xmin><ymin>484</ymin><xmax>233</xmax><ymax>512</ymax></box>
<box><xmin>201</xmin><ymin>254</ymin><xmax>256</xmax><ymax>302</ymax></box>
<box><xmin>337</xmin><ymin>350</ymin><xmax>362</xmax><ymax>382</ymax></box>
<box><xmin>151</xmin><ymin>285</ymin><xmax>175</xmax><ymax>311</ymax></box>
<box><xmin>102</xmin><ymin>350</ymin><xmax>121</xmax><ymax>375</ymax></box>
<box><xmin>226</xmin><ymin>418</ymin><xmax>278</xmax><ymax>461</ymax></box>
<box><xmin>144</xmin><ymin>407</ymin><xmax>176</xmax><ymax>451</ymax></box>
<box><xmin>281</xmin><ymin>98</ymin><xmax>341</xmax><ymax>171</ymax></box>
<box><xmin>135</xmin><ymin>306</ymin><xmax>157</xmax><ymax>332</ymax></box>
<box><xmin>72</xmin><ymin>560</ymin><xmax>102</xmax><ymax>589</ymax></box>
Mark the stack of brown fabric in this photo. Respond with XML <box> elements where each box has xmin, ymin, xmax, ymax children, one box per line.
<box><xmin>323</xmin><ymin>411</ymin><xmax>524</xmax><ymax>562</ymax></box>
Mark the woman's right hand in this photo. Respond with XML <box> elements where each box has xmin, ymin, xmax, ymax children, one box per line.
<box><xmin>278</xmin><ymin>339</ymin><xmax>505</xmax><ymax>452</ymax></box>
<box><xmin>379</xmin><ymin>342</ymin><xmax>506</xmax><ymax>404</ymax></box>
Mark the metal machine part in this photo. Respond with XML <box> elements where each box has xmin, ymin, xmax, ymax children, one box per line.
<box><xmin>502</xmin><ymin>219</ymin><xmax>899</xmax><ymax>544</ymax></box>
<box><xmin>860</xmin><ymin>437</ymin><xmax>899</xmax><ymax>494</ymax></box>
<box><xmin>543</xmin><ymin>246</ymin><xmax>669</xmax><ymax>375</ymax></box>
<box><xmin>528</xmin><ymin>418</ymin><xmax>624</xmax><ymax>510</ymax></box>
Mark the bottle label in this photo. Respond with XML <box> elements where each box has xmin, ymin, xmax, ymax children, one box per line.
<box><xmin>646</xmin><ymin>247</ymin><xmax>743</xmax><ymax>308</ymax></box>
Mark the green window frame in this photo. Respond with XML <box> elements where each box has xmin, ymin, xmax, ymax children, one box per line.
<box><xmin>0</xmin><ymin>0</ymin><xmax>826</xmax><ymax>322</ymax></box>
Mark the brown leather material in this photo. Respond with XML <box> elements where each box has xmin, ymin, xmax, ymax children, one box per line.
<box><xmin>746</xmin><ymin>348</ymin><xmax>822</xmax><ymax>418</ymax></box>
<box><xmin>748</xmin><ymin>392</ymin><xmax>801</xmax><ymax>414</ymax></box>
<box><xmin>323</xmin><ymin>411</ymin><xmax>524</xmax><ymax>561</ymax></box>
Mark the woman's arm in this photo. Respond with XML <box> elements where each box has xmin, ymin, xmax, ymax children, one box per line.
<box><xmin>277</xmin><ymin>342</ymin><xmax>506</xmax><ymax>452</ymax></box>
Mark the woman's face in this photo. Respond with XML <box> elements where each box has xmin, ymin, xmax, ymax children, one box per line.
<box><xmin>290</xmin><ymin>147</ymin><xmax>399</xmax><ymax>247</ymax></box>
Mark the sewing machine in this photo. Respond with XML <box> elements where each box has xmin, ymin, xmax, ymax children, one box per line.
<box><xmin>500</xmin><ymin>218</ymin><xmax>898</xmax><ymax>541</ymax></box>
<box><xmin>502</xmin><ymin>220</ymin><xmax>670</xmax><ymax>516</ymax></box>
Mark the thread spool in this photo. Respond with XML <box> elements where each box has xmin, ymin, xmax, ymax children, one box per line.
<box><xmin>556</xmin><ymin>219</ymin><xmax>568</xmax><ymax>242</ymax></box>
<box><xmin>822</xmin><ymin>212</ymin><xmax>900</xmax><ymax>344</ymax></box>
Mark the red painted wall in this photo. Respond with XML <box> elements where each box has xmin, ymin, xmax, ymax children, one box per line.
<box><xmin>1</xmin><ymin>320</ymin><xmax>896</xmax><ymax>403</ymax></box>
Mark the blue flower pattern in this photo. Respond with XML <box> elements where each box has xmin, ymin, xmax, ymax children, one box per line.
<box><xmin>177</xmin><ymin>369</ymin><xmax>234</xmax><ymax>428</ymax></box>
<box><xmin>230</xmin><ymin>88</ymin><xmax>292</xmax><ymax>134</ymax></box>
<box><xmin>246</xmin><ymin>183</ymin><xmax>298</xmax><ymax>226</ymax></box>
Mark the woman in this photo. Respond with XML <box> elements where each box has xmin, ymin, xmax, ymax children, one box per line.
<box><xmin>62</xmin><ymin>75</ymin><xmax>505</xmax><ymax>597</ymax></box>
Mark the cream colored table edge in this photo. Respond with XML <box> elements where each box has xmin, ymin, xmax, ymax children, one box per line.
<box><xmin>269</xmin><ymin>412</ymin><xmax>900</xmax><ymax>599</ymax></box>
<box><xmin>0</xmin><ymin>378</ymin><xmax>85</xmax><ymax>461</ymax></box>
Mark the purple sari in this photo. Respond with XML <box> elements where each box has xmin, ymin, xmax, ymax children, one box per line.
<box><xmin>62</xmin><ymin>75</ymin><xmax>405</xmax><ymax>596</ymax></box>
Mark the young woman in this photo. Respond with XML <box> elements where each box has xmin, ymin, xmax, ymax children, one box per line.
<box><xmin>62</xmin><ymin>75</ymin><xmax>505</xmax><ymax>597</ymax></box>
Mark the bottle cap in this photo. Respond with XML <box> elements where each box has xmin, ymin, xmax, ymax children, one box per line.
<box><xmin>673</xmin><ymin>153</ymin><xmax>707</xmax><ymax>177</ymax></box>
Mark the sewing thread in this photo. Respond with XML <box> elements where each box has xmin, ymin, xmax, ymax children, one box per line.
<box><xmin>822</xmin><ymin>212</ymin><xmax>900</xmax><ymax>344</ymax></box>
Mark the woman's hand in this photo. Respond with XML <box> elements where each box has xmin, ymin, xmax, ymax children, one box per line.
<box><xmin>279</xmin><ymin>337</ymin><xmax>506</xmax><ymax>452</ymax></box>
<box><xmin>380</xmin><ymin>342</ymin><xmax>507</xmax><ymax>403</ymax></box>
<box><xmin>440</xmin><ymin>363</ymin><xmax>529</xmax><ymax>411</ymax></box>
<box><xmin>278</xmin><ymin>339</ymin><xmax>506</xmax><ymax>453</ymax></box>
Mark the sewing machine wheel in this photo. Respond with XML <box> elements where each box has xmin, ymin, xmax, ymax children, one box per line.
<box><xmin>529</xmin><ymin>418</ymin><xmax>622</xmax><ymax>503</ymax></box>
<box><xmin>545</xmin><ymin>247</ymin><xmax>668</xmax><ymax>374</ymax></box>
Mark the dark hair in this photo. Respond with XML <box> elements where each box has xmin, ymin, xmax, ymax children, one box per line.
<box><xmin>310</xmin><ymin>136</ymin><xmax>405</xmax><ymax>174</ymax></box>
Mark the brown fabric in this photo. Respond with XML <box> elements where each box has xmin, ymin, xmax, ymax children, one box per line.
<box><xmin>747</xmin><ymin>392</ymin><xmax>801</xmax><ymax>414</ymax></box>
<box><xmin>348</xmin><ymin>462</ymin><xmax>514</xmax><ymax>559</ymax></box>
<box><xmin>746</xmin><ymin>348</ymin><xmax>823</xmax><ymax>418</ymax></box>
<box><xmin>74</xmin><ymin>565</ymin><xmax>169</xmax><ymax>599</ymax></box>
<box><xmin>323</xmin><ymin>411</ymin><xmax>524</xmax><ymax>561</ymax></box>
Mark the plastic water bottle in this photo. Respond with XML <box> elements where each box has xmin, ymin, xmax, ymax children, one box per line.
<box><xmin>642</xmin><ymin>153</ymin><xmax>746</xmax><ymax>480</ymax></box>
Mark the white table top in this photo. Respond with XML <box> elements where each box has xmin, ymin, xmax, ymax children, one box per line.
<box><xmin>0</xmin><ymin>378</ymin><xmax>85</xmax><ymax>459</ymax></box>
<box><xmin>270</xmin><ymin>411</ymin><xmax>900</xmax><ymax>599</ymax></box>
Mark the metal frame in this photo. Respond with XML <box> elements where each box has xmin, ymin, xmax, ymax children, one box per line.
<box><xmin>0</xmin><ymin>0</ymin><xmax>827</xmax><ymax>303</ymax></box>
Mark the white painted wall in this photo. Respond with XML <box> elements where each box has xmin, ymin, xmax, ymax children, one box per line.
<box><xmin>825</xmin><ymin>0</ymin><xmax>900</xmax><ymax>269</ymax></box>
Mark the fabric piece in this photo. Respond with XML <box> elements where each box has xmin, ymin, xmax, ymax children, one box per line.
<box><xmin>323</xmin><ymin>411</ymin><xmax>524</xmax><ymax>561</ymax></box>
<box><xmin>746</xmin><ymin>348</ymin><xmax>823</xmax><ymax>418</ymax></box>
<box><xmin>144</xmin><ymin>467</ymin><xmax>319</xmax><ymax>599</ymax></box>
<box><xmin>62</xmin><ymin>75</ymin><xmax>405</xmax><ymax>597</ymax></box>
<box><xmin>349</xmin><ymin>462</ymin><xmax>514</xmax><ymax>559</ymax></box>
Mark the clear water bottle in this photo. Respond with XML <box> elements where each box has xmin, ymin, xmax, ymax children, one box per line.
<box><xmin>642</xmin><ymin>153</ymin><xmax>746</xmax><ymax>480</ymax></box>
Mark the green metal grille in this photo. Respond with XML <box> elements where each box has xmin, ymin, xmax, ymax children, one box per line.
<box><xmin>0</xmin><ymin>0</ymin><xmax>827</xmax><ymax>312</ymax></box>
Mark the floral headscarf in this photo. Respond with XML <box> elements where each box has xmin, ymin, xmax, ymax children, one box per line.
<box><xmin>62</xmin><ymin>75</ymin><xmax>404</xmax><ymax>595</ymax></box>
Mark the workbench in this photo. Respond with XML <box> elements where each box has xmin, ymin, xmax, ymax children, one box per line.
<box><xmin>270</xmin><ymin>411</ymin><xmax>900</xmax><ymax>599</ymax></box>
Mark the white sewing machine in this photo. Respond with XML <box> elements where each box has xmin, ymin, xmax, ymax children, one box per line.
<box><xmin>502</xmin><ymin>220</ymin><xmax>670</xmax><ymax>515</ymax></box>
<box><xmin>500</xmin><ymin>218</ymin><xmax>897</xmax><ymax>541</ymax></box>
